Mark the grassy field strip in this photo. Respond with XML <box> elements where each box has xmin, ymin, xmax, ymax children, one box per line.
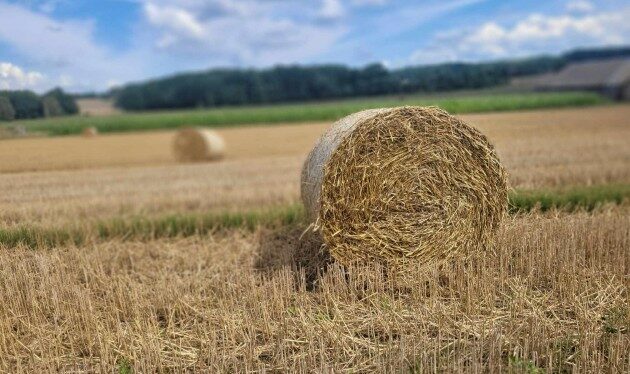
<box><xmin>11</xmin><ymin>92</ymin><xmax>605</xmax><ymax>136</ymax></box>
<box><xmin>1</xmin><ymin>184</ymin><xmax>628</xmax><ymax>249</ymax></box>
<box><xmin>509</xmin><ymin>183</ymin><xmax>630</xmax><ymax>212</ymax></box>
<box><xmin>0</xmin><ymin>205</ymin><xmax>305</xmax><ymax>249</ymax></box>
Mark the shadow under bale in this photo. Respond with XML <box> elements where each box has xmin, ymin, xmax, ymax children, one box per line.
<box><xmin>254</xmin><ymin>225</ymin><xmax>333</xmax><ymax>291</ymax></box>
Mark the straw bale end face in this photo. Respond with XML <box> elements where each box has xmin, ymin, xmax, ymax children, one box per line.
<box><xmin>301</xmin><ymin>106</ymin><xmax>508</xmax><ymax>270</ymax></box>
<box><xmin>172</xmin><ymin>127</ymin><xmax>226</xmax><ymax>162</ymax></box>
<box><xmin>82</xmin><ymin>126</ymin><xmax>98</xmax><ymax>137</ymax></box>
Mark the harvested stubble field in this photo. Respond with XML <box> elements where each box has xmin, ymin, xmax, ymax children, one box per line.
<box><xmin>0</xmin><ymin>105</ymin><xmax>628</xmax><ymax>175</ymax></box>
<box><xmin>0</xmin><ymin>105</ymin><xmax>629</xmax><ymax>372</ymax></box>
<box><xmin>0</xmin><ymin>209</ymin><xmax>628</xmax><ymax>372</ymax></box>
<box><xmin>0</xmin><ymin>106</ymin><xmax>628</xmax><ymax>230</ymax></box>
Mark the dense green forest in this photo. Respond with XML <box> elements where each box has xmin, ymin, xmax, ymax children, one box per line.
<box><xmin>0</xmin><ymin>88</ymin><xmax>78</xmax><ymax>121</ymax></box>
<box><xmin>114</xmin><ymin>46</ymin><xmax>629</xmax><ymax>111</ymax></box>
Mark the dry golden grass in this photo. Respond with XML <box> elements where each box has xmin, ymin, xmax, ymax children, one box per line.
<box><xmin>482</xmin><ymin>105</ymin><xmax>630</xmax><ymax>189</ymax></box>
<box><xmin>0</xmin><ymin>208</ymin><xmax>627</xmax><ymax>372</ymax></box>
<box><xmin>0</xmin><ymin>122</ymin><xmax>325</xmax><ymax>173</ymax></box>
<box><xmin>1</xmin><ymin>106</ymin><xmax>628</xmax><ymax>229</ymax></box>
<box><xmin>2</xmin><ymin>106</ymin><xmax>629</xmax><ymax>228</ymax></box>
<box><xmin>0</xmin><ymin>156</ymin><xmax>302</xmax><ymax>228</ymax></box>
<box><xmin>0</xmin><ymin>105</ymin><xmax>628</xmax><ymax>174</ymax></box>
<box><xmin>0</xmin><ymin>105</ymin><xmax>627</xmax><ymax>233</ymax></box>
<box><xmin>0</xmin><ymin>106</ymin><xmax>628</xmax><ymax>372</ymax></box>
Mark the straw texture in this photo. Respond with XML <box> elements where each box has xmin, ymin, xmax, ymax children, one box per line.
<box><xmin>301</xmin><ymin>106</ymin><xmax>508</xmax><ymax>269</ymax></box>
<box><xmin>82</xmin><ymin>127</ymin><xmax>98</xmax><ymax>137</ymax></box>
<box><xmin>172</xmin><ymin>128</ymin><xmax>226</xmax><ymax>162</ymax></box>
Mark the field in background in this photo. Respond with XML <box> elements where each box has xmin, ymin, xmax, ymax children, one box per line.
<box><xmin>1</xmin><ymin>104</ymin><xmax>628</xmax><ymax>372</ymax></box>
<box><xmin>1</xmin><ymin>105</ymin><xmax>629</xmax><ymax>239</ymax></box>
<box><xmin>1</xmin><ymin>105</ymin><xmax>627</xmax><ymax>173</ymax></box>
<box><xmin>1</xmin><ymin>105</ymin><xmax>628</xmax><ymax>232</ymax></box>
<box><xmin>11</xmin><ymin>91</ymin><xmax>605</xmax><ymax>136</ymax></box>
<box><xmin>76</xmin><ymin>98</ymin><xmax>121</xmax><ymax>117</ymax></box>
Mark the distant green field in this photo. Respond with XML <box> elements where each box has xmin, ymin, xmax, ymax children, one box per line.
<box><xmin>11</xmin><ymin>91</ymin><xmax>606</xmax><ymax>136</ymax></box>
<box><xmin>509</xmin><ymin>183</ymin><xmax>630</xmax><ymax>213</ymax></box>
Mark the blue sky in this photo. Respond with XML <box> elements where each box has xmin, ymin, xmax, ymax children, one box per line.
<box><xmin>0</xmin><ymin>0</ymin><xmax>628</xmax><ymax>92</ymax></box>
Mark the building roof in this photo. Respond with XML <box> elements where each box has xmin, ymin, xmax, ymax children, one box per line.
<box><xmin>511</xmin><ymin>58</ymin><xmax>630</xmax><ymax>89</ymax></box>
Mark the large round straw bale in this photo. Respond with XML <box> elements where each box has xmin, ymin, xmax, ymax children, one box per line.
<box><xmin>301</xmin><ymin>106</ymin><xmax>508</xmax><ymax>269</ymax></box>
<box><xmin>82</xmin><ymin>126</ymin><xmax>98</xmax><ymax>137</ymax></box>
<box><xmin>172</xmin><ymin>127</ymin><xmax>226</xmax><ymax>162</ymax></box>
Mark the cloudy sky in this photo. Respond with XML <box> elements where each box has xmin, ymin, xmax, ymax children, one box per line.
<box><xmin>0</xmin><ymin>0</ymin><xmax>628</xmax><ymax>92</ymax></box>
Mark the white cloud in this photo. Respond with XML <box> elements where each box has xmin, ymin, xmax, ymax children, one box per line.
<box><xmin>351</xmin><ymin>0</ymin><xmax>389</xmax><ymax>5</ymax></box>
<box><xmin>0</xmin><ymin>0</ymin><xmax>350</xmax><ymax>91</ymax></box>
<box><xmin>319</xmin><ymin>0</ymin><xmax>485</xmax><ymax>65</ymax></box>
<box><xmin>471</xmin><ymin>11</ymin><xmax>628</xmax><ymax>50</ymax></box>
<box><xmin>9</xmin><ymin>0</ymin><xmax>66</xmax><ymax>13</ymax></box>
<box><xmin>319</xmin><ymin>0</ymin><xmax>345</xmax><ymax>20</ymax></box>
<box><xmin>409</xmin><ymin>7</ymin><xmax>630</xmax><ymax>64</ymax></box>
<box><xmin>566</xmin><ymin>0</ymin><xmax>594</xmax><ymax>13</ymax></box>
<box><xmin>350</xmin><ymin>0</ymin><xmax>391</xmax><ymax>7</ymax></box>
<box><xmin>0</xmin><ymin>62</ymin><xmax>44</xmax><ymax>90</ymax></box>
<box><xmin>0</xmin><ymin>1</ymin><xmax>146</xmax><ymax>91</ymax></box>
<box><xmin>57</xmin><ymin>74</ymin><xmax>73</xmax><ymax>87</ymax></box>
<box><xmin>141</xmin><ymin>0</ymin><xmax>346</xmax><ymax>65</ymax></box>
<box><xmin>38</xmin><ymin>0</ymin><xmax>64</xmax><ymax>13</ymax></box>
<box><xmin>145</xmin><ymin>3</ymin><xmax>205</xmax><ymax>41</ymax></box>
<box><xmin>151</xmin><ymin>0</ymin><xmax>251</xmax><ymax>18</ymax></box>
<box><xmin>106</xmin><ymin>79</ymin><xmax>121</xmax><ymax>89</ymax></box>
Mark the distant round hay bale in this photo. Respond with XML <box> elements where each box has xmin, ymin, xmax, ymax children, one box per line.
<box><xmin>301</xmin><ymin>106</ymin><xmax>508</xmax><ymax>269</ymax></box>
<box><xmin>82</xmin><ymin>126</ymin><xmax>98</xmax><ymax>137</ymax></box>
<box><xmin>172</xmin><ymin>127</ymin><xmax>226</xmax><ymax>162</ymax></box>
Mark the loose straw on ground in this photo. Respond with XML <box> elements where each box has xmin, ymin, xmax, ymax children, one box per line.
<box><xmin>172</xmin><ymin>128</ymin><xmax>226</xmax><ymax>162</ymax></box>
<box><xmin>301</xmin><ymin>106</ymin><xmax>508</xmax><ymax>270</ymax></box>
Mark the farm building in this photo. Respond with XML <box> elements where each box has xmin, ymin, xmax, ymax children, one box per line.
<box><xmin>512</xmin><ymin>58</ymin><xmax>630</xmax><ymax>100</ymax></box>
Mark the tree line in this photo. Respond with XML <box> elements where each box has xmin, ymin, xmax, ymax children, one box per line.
<box><xmin>114</xmin><ymin>46</ymin><xmax>629</xmax><ymax>111</ymax></box>
<box><xmin>113</xmin><ymin>59</ymin><xmax>562</xmax><ymax>110</ymax></box>
<box><xmin>0</xmin><ymin>88</ymin><xmax>79</xmax><ymax>121</ymax></box>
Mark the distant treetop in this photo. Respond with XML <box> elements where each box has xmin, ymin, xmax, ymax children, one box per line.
<box><xmin>0</xmin><ymin>88</ymin><xmax>78</xmax><ymax>121</ymax></box>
